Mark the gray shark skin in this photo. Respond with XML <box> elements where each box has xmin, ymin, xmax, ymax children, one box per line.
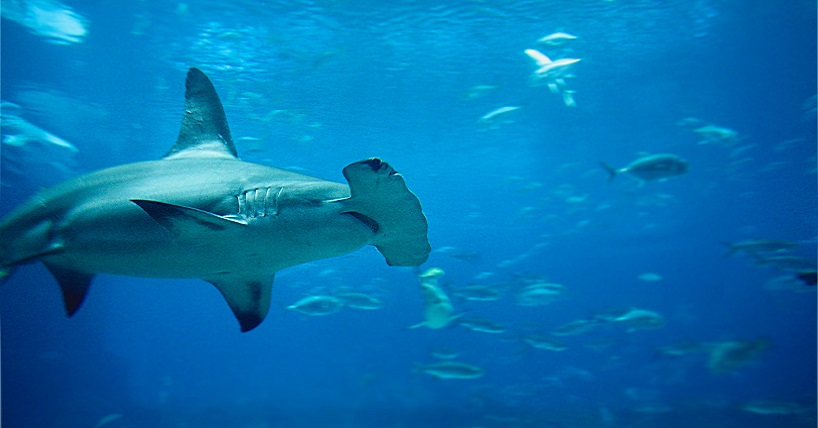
<box><xmin>0</xmin><ymin>68</ymin><xmax>430</xmax><ymax>332</ymax></box>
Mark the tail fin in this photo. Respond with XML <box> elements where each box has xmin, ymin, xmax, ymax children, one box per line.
<box><xmin>599</xmin><ymin>162</ymin><xmax>618</xmax><ymax>182</ymax></box>
<box><xmin>341</xmin><ymin>158</ymin><xmax>431</xmax><ymax>267</ymax></box>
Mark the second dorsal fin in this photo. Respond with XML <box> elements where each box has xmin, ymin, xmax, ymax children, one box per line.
<box><xmin>164</xmin><ymin>68</ymin><xmax>238</xmax><ymax>160</ymax></box>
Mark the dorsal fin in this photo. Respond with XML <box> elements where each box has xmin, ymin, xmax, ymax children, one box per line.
<box><xmin>164</xmin><ymin>68</ymin><xmax>238</xmax><ymax>160</ymax></box>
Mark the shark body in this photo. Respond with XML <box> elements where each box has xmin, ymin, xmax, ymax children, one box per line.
<box><xmin>0</xmin><ymin>68</ymin><xmax>430</xmax><ymax>332</ymax></box>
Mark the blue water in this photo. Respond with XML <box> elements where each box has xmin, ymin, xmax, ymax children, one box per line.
<box><xmin>1</xmin><ymin>0</ymin><xmax>816</xmax><ymax>427</ymax></box>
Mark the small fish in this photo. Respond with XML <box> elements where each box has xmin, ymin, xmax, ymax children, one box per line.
<box><xmin>637</xmin><ymin>272</ymin><xmax>663</xmax><ymax>282</ymax></box>
<box><xmin>610</xmin><ymin>308</ymin><xmax>665</xmax><ymax>331</ymax></box>
<box><xmin>480</xmin><ymin>106</ymin><xmax>521</xmax><ymax>122</ymax></box>
<box><xmin>0</xmin><ymin>0</ymin><xmax>88</xmax><ymax>45</ymax></box>
<box><xmin>450</xmin><ymin>285</ymin><xmax>502</xmax><ymax>301</ymax></box>
<box><xmin>654</xmin><ymin>342</ymin><xmax>706</xmax><ymax>359</ymax></box>
<box><xmin>1</xmin><ymin>108</ymin><xmax>78</xmax><ymax>152</ymax></box>
<box><xmin>415</xmin><ymin>361</ymin><xmax>485</xmax><ymax>380</ymax></box>
<box><xmin>433</xmin><ymin>245</ymin><xmax>481</xmax><ymax>262</ymax></box>
<box><xmin>430</xmin><ymin>348</ymin><xmax>460</xmax><ymax>360</ymax></box>
<box><xmin>600</xmin><ymin>154</ymin><xmax>689</xmax><ymax>182</ymax></box>
<box><xmin>516</xmin><ymin>282</ymin><xmax>566</xmax><ymax>306</ymax></box>
<box><xmin>522</xmin><ymin>335</ymin><xmax>567</xmax><ymax>351</ymax></box>
<box><xmin>694</xmin><ymin>124</ymin><xmax>739</xmax><ymax>145</ymax></box>
<box><xmin>537</xmin><ymin>32</ymin><xmax>578</xmax><ymax>46</ymax></box>
<box><xmin>721</xmin><ymin>239</ymin><xmax>800</xmax><ymax>257</ymax></box>
<box><xmin>741</xmin><ymin>400</ymin><xmax>808</xmax><ymax>415</ymax></box>
<box><xmin>458</xmin><ymin>318</ymin><xmax>506</xmax><ymax>334</ymax></box>
<box><xmin>593</xmin><ymin>307</ymin><xmax>630</xmax><ymax>322</ymax></box>
<box><xmin>287</xmin><ymin>295</ymin><xmax>345</xmax><ymax>316</ymax></box>
<box><xmin>94</xmin><ymin>413</ymin><xmax>123</xmax><ymax>428</ymax></box>
<box><xmin>418</xmin><ymin>267</ymin><xmax>445</xmax><ymax>280</ymax></box>
<box><xmin>755</xmin><ymin>255</ymin><xmax>816</xmax><ymax>273</ymax></box>
<box><xmin>334</xmin><ymin>292</ymin><xmax>383</xmax><ymax>310</ymax></box>
<box><xmin>705</xmin><ymin>339</ymin><xmax>768</xmax><ymax>374</ymax></box>
<box><xmin>676</xmin><ymin>117</ymin><xmax>706</xmax><ymax>129</ymax></box>
<box><xmin>463</xmin><ymin>84</ymin><xmax>497</xmax><ymax>100</ymax></box>
<box><xmin>478</xmin><ymin>106</ymin><xmax>522</xmax><ymax>129</ymax></box>
<box><xmin>551</xmin><ymin>318</ymin><xmax>599</xmax><ymax>336</ymax></box>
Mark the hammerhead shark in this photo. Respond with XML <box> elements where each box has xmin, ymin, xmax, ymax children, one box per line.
<box><xmin>0</xmin><ymin>68</ymin><xmax>430</xmax><ymax>332</ymax></box>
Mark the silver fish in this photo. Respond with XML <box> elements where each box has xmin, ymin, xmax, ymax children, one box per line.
<box><xmin>600</xmin><ymin>154</ymin><xmax>689</xmax><ymax>182</ymax></box>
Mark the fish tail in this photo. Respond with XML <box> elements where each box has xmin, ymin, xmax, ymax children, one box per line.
<box><xmin>599</xmin><ymin>162</ymin><xmax>617</xmax><ymax>182</ymax></box>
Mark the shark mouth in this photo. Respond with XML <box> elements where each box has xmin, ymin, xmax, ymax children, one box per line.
<box><xmin>344</xmin><ymin>211</ymin><xmax>380</xmax><ymax>234</ymax></box>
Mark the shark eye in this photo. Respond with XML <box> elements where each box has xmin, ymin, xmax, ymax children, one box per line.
<box><xmin>366</xmin><ymin>158</ymin><xmax>382</xmax><ymax>170</ymax></box>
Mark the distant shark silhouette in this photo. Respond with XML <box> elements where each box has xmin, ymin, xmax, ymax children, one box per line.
<box><xmin>0</xmin><ymin>68</ymin><xmax>430</xmax><ymax>332</ymax></box>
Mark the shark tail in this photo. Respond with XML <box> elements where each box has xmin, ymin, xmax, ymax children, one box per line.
<box><xmin>341</xmin><ymin>158</ymin><xmax>431</xmax><ymax>267</ymax></box>
<box><xmin>600</xmin><ymin>162</ymin><xmax>618</xmax><ymax>182</ymax></box>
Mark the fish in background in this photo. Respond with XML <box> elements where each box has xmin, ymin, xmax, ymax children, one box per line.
<box><xmin>551</xmin><ymin>318</ymin><xmax>600</xmax><ymax>337</ymax></box>
<box><xmin>537</xmin><ymin>32</ymin><xmax>578</xmax><ymax>47</ymax></box>
<box><xmin>414</xmin><ymin>361</ymin><xmax>485</xmax><ymax>380</ymax></box>
<box><xmin>516</xmin><ymin>282</ymin><xmax>567</xmax><ymax>306</ymax></box>
<box><xmin>607</xmin><ymin>308</ymin><xmax>666</xmax><ymax>332</ymax></box>
<box><xmin>720</xmin><ymin>238</ymin><xmax>816</xmax><ymax>285</ymax></box>
<box><xmin>740</xmin><ymin>400</ymin><xmax>811</xmax><ymax>415</ymax></box>
<box><xmin>654</xmin><ymin>342</ymin><xmax>709</xmax><ymax>359</ymax></box>
<box><xmin>457</xmin><ymin>317</ymin><xmax>507</xmax><ymax>334</ymax></box>
<box><xmin>600</xmin><ymin>153</ymin><xmax>689</xmax><ymax>183</ymax></box>
<box><xmin>653</xmin><ymin>338</ymin><xmax>770</xmax><ymax>375</ymax></box>
<box><xmin>705</xmin><ymin>339</ymin><xmax>769</xmax><ymax>374</ymax></box>
<box><xmin>1</xmin><ymin>101</ymin><xmax>78</xmax><ymax>153</ymax></box>
<box><xmin>1</xmin><ymin>101</ymin><xmax>79</xmax><ymax>188</ymax></box>
<box><xmin>676</xmin><ymin>117</ymin><xmax>741</xmax><ymax>145</ymax></box>
<box><xmin>1</xmin><ymin>0</ymin><xmax>88</xmax><ymax>45</ymax></box>
<box><xmin>432</xmin><ymin>246</ymin><xmax>482</xmax><ymax>263</ymax></box>
<box><xmin>754</xmin><ymin>255</ymin><xmax>816</xmax><ymax>273</ymax></box>
<box><xmin>333</xmin><ymin>291</ymin><xmax>383</xmax><ymax>310</ymax></box>
<box><xmin>524</xmin><ymin>48</ymin><xmax>580</xmax><ymax>107</ymax></box>
<box><xmin>410</xmin><ymin>267</ymin><xmax>460</xmax><ymax>329</ymax></box>
<box><xmin>477</xmin><ymin>106</ymin><xmax>522</xmax><ymax>130</ymax></box>
<box><xmin>721</xmin><ymin>239</ymin><xmax>801</xmax><ymax>257</ymax></box>
<box><xmin>524</xmin><ymin>32</ymin><xmax>581</xmax><ymax>107</ymax></box>
<box><xmin>287</xmin><ymin>295</ymin><xmax>345</xmax><ymax>317</ymax></box>
<box><xmin>520</xmin><ymin>334</ymin><xmax>567</xmax><ymax>351</ymax></box>
<box><xmin>450</xmin><ymin>284</ymin><xmax>502</xmax><ymax>301</ymax></box>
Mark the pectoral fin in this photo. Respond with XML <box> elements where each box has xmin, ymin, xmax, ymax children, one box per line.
<box><xmin>206</xmin><ymin>275</ymin><xmax>274</xmax><ymax>332</ymax></box>
<box><xmin>131</xmin><ymin>199</ymin><xmax>246</xmax><ymax>242</ymax></box>
<box><xmin>43</xmin><ymin>263</ymin><xmax>94</xmax><ymax>316</ymax></box>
